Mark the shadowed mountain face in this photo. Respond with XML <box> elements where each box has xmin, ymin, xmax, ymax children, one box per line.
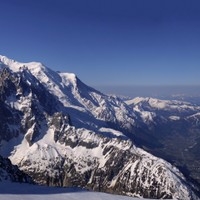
<box><xmin>0</xmin><ymin>55</ymin><xmax>199</xmax><ymax>199</ymax></box>
<box><xmin>0</xmin><ymin>155</ymin><xmax>32</xmax><ymax>183</ymax></box>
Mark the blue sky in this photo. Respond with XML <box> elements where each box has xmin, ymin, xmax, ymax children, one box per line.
<box><xmin>0</xmin><ymin>0</ymin><xmax>200</xmax><ymax>89</ymax></box>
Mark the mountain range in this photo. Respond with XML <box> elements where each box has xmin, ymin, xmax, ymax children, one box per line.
<box><xmin>126</xmin><ymin>97</ymin><xmax>200</xmax><ymax>191</ymax></box>
<box><xmin>0</xmin><ymin>55</ymin><xmax>199</xmax><ymax>199</ymax></box>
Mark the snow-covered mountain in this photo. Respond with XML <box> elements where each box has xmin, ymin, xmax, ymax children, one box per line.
<box><xmin>0</xmin><ymin>55</ymin><xmax>199</xmax><ymax>199</ymax></box>
<box><xmin>126</xmin><ymin>97</ymin><xmax>200</xmax><ymax>196</ymax></box>
<box><xmin>0</xmin><ymin>55</ymin><xmax>137</xmax><ymax>132</ymax></box>
<box><xmin>126</xmin><ymin>97</ymin><xmax>200</xmax><ymax>123</ymax></box>
<box><xmin>129</xmin><ymin>96</ymin><xmax>200</xmax><ymax>111</ymax></box>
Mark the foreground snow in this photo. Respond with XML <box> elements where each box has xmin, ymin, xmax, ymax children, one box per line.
<box><xmin>0</xmin><ymin>182</ymin><xmax>152</xmax><ymax>200</ymax></box>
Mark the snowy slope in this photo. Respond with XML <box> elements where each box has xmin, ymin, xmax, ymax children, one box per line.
<box><xmin>0</xmin><ymin>55</ymin><xmax>137</xmax><ymax>132</ymax></box>
<box><xmin>0</xmin><ymin>182</ymin><xmax>150</xmax><ymax>200</ymax></box>
<box><xmin>126</xmin><ymin>97</ymin><xmax>200</xmax><ymax>124</ymax></box>
<box><xmin>126</xmin><ymin>97</ymin><xmax>199</xmax><ymax>114</ymax></box>
<box><xmin>9</xmin><ymin>126</ymin><xmax>194</xmax><ymax>199</ymax></box>
<box><xmin>0</xmin><ymin>55</ymin><xmax>199</xmax><ymax>199</ymax></box>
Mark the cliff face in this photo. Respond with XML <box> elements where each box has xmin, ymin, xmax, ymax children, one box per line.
<box><xmin>0</xmin><ymin>155</ymin><xmax>31</xmax><ymax>183</ymax></box>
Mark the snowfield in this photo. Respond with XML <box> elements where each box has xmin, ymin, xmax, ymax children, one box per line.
<box><xmin>0</xmin><ymin>182</ymin><xmax>152</xmax><ymax>200</ymax></box>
